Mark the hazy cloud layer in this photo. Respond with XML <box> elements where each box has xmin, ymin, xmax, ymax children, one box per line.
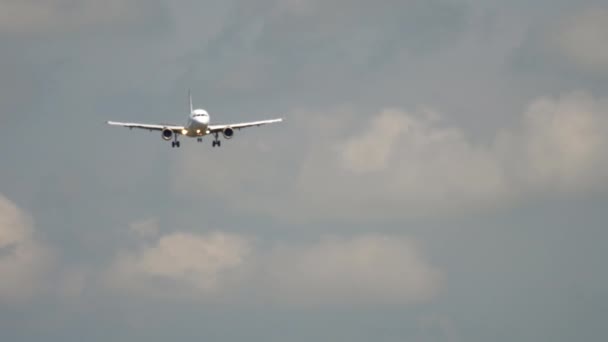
<box><xmin>0</xmin><ymin>0</ymin><xmax>167</xmax><ymax>35</ymax></box>
<box><xmin>261</xmin><ymin>234</ymin><xmax>441</xmax><ymax>306</ymax></box>
<box><xmin>108</xmin><ymin>231</ymin><xmax>251</xmax><ymax>297</ymax></box>
<box><xmin>554</xmin><ymin>7</ymin><xmax>608</xmax><ymax>72</ymax></box>
<box><xmin>1</xmin><ymin>1</ymin><xmax>608</xmax><ymax>341</ymax></box>
<box><xmin>0</xmin><ymin>195</ymin><xmax>54</xmax><ymax>302</ymax></box>
<box><xmin>513</xmin><ymin>4</ymin><xmax>608</xmax><ymax>82</ymax></box>
<box><xmin>174</xmin><ymin>91</ymin><xmax>608</xmax><ymax>221</ymax></box>
<box><xmin>107</xmin><ymin>230</ymin><xmax>441</xmax><ymax>307</ymax></box>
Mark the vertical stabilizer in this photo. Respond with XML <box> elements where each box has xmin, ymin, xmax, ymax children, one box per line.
<box><xmin>188</xmin><ymin>89</ymin><xmax>193</xmax><ymax>113</ymax></box>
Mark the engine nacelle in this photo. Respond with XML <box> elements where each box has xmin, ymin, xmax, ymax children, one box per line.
<box><xmin>161</xmin><ymin>128</ymin><xmax>173</xmax><ymax>141</ymax></box>
<box><xmin>222</xmin><ymin>127</ymin><xmax>235</xmax><ymax>139</ymax></box>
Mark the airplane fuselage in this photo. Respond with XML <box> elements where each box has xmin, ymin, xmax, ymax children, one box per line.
<box><xmin>184</xmin><ymin>109</ymin><xmax>210</xmax><ymax>137</ymax></box>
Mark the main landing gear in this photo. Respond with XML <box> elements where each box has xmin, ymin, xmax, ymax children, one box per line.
<box><xmin>171</xmin><ymin>135</ymin><xmax>180</xmax><ymax>148</ymax></box>
<box><xmin>197</xmin><ymin>137</ymin><xmax>203</xmax><ymax>143</ymax></box>
<box><xmin>212</xmin><ymin>133</ymin><xmax>221</xmax><ymax>147</ymax></box>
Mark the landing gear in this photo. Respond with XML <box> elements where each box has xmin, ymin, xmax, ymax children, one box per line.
<box><xmin>197</xmin><ymin>137</ymin><xmax>203</xmax><ymax>143</ymax></box>
<box><xmin>172</xmin><ymin>135</ymin><xmax>180</xmax><ymax>148</ymax></box>
<box><xmin>212</xmin><ymin>133</ymin><xmax>221</xmax><ymax>147</ymax></box>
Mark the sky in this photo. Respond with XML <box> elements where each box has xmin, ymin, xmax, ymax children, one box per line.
<box><xmin>1</xmin><ymin>0</ymin><xmax>608</xmax><ymax>341</ymax></box>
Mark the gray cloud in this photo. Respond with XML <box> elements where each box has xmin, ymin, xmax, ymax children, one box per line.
<box><xmin>107</xmin><ymin>231</ymin><xmax>251</xmax><ymax>297</ymax></box>
<box><xmin>510</xmin><ymin>3</ymin><xmax>608</xmax><ymax>89</ymax></box>
<box><xmin>173</xmin><ymin>91</ymin><xmax>608</xmax><ymax>222</ymax></box>
<box><xmin>182</xmin><ymin>0</ymin><xmax>470</xmax><ymax>104</ymax></box>
<box><xmin>0</xmin><ymin>0</ymin><xmax>168</xmax><ymax>35</ymax></box>
<box><xmin>1</xmin><ymin>1</ymin><xmax>608</xmax><ymax>341</ymax></box>
<box><xmin>553</xmin><ymin>7</ymin><xmax>608</xmax><ymax>72</ymax></box>
<box><xmin>0</xmin><ymin>194</ymin><xmax>55</xmax><ymax>302</ymax></box>
<box><xmin>260</xmin><ymin>234</ymin><xmax>441</xmax><ymax>307</ymax></box>
<box><xmin>106</xmin><ymin>229</ymin><xmax>441</xmax><ymax>307</ymax></box>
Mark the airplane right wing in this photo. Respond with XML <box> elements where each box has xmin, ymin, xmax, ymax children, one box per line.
<box><xmin>207</xmin><ymin>118</ymin><xmax>283</xmax><ymax>133</ymax></box>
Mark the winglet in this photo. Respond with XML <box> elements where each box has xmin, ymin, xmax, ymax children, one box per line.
<box><xmin>188</xmin><ymin>89</ymin><xmax>193</xmax><ymax>113</ymax></box>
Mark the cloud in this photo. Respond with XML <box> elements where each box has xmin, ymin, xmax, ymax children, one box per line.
<box><xmin>289</xmin><ymin>108</ymin><xmax>510</xmax><ymax>221</ymax></box>
<box><xmin>0</xmin><ymin>0</ymin><xmax>165</xmax><ymax>35</ymax></box>
<box><xmin>129</xmin><ymin>218</ymin><xmax>161</xmax><ymax>239</ymax></box>
<box><xmin>261</xmin><ymin>234</ymin><xmax>442</xmax><ymax>306</ymax></box>
<box><xmin>107</xmin><ymin>230</ymin><xmax>441</xmax><ymax>306</ymax></box>
<box><xmin>505</xmin><ymin>91</ymin><xmax>608</xmax><ymax>191</ymax></box>
<box><xmin>185</xmin><ymin>0</ymin><xmax>469</xmax><ymax>97</ymax></box>
<box><xmin>226</xmin><ymin>0</ymin><xmax>467</xmax><ymax>50</ymax></box>
<box><xmin>0</xmin><ymin>196</ymin><xmax>31</xmax><ymax>248</ymax></box>
<box><xmin>108</xmin><ymin>232</ymin><xmax>251</xmax><ymax>297</ymax></box>
<box><xmin>173</xmin><ymin>91</ymin><xmax>608</xmax><ymax>222</ymax></box>
<box><xmin>0</xmin><ymin>194</ymin><xmax>54</xmax><ymax>302</ymax></box>
<box><xmin>338</xmin><ymin>110</ymin><xmax>411</xmax><ymax>174</ymax></box>
<box><xmin>554</xmin><ymin>7</ymin><xmax>608</xmax><ymax>72</ymax></box>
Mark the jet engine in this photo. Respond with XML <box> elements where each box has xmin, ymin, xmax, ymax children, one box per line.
<box><xmin>222</xmin><ymin>127</ymin><xmax>235</xmax><ymax>139</ymax></box>
<box><xmin>161</xmin><ymin>128</ymin><xmax>173</xmax><ymax>141</ymax></box>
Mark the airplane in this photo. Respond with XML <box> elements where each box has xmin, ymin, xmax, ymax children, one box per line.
<box><xmin>106</xmin><ymin>91</ymin><xmax>283</xmax><ymax>148</ymax></box>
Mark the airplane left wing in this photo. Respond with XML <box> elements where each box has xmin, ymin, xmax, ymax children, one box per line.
<box><xmin>208</xmin><ymin>118</ymin><xmax>283</xmax><ymax>132</ymax></box>
<box><xmin>106</xmin><ymin>121</ymin><xmax>184</xmax><ymax>132</ymax></box>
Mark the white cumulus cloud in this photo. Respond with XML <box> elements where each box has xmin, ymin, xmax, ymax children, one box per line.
<box><xmin>107</xmin><ymin>229</ymin><xmax>441</xmax><ymax>307</ymax></box>
<box><xmin>261</xmin><ymin>234</ymin><xmax>441</xmax><ymax>306</ymax></box>
<box><xmin>173</xmin><ymin>91</ymin><xmax>608</xmax><ymax>222</ymax></box>
<box><xmin>0</xmin><ymin>194</ymin><xmax>54</xmax><ymax>302</ymax></box>
<box><xmin>505</xmin><ymin>91</ymin><xmax>608</xmax><ymax>192</ymax></box>
<box><xmin>108</xmin><ymin>232</ymin><xmax>251</xmax><ymax>297</ymax></box>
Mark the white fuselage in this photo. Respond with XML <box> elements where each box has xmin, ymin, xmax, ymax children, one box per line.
<box><xmin>185</xmin><ymin>109</ymin><xmax>210</xmax><ymax>137</ymax></box>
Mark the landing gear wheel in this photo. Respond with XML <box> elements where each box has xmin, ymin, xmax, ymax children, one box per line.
<box><xmin>176</xmin><ymin>141</ymin><xmax>181</xmax><ymax>148</ymax></box>
<box><xmin>171</xmin><ymin>142</ymin><xmax>175</xmax><ymax>148</ymax></box>
<box><xmin>212</xmin><ymin>132</ymin><xmax>221</xmax><ymax>147</ymax></box>
<box><xmin>197</xmin><ymin>138</ymin><xmax>202</xmax><ymax>143</ymax></box>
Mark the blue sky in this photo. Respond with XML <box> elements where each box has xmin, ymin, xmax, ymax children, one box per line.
<box><xmin>1</xmin><ymin>1</ymin><xmax>607</xmax><ymax>341</ymax></box>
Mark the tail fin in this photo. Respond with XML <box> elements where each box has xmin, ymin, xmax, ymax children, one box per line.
<box><xmin>188</xmin><ymin>89</ymin><xmax>193</xmax><ymax>113</ymax></box>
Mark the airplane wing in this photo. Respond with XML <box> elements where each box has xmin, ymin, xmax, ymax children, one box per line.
<box><xmin>106</xmin><ymin>121</ymin><xmax>185</xmax><ymax>132</ymax></box>
<box><xmin>208</xmin><ymin>118</ymin><xmax>283</xmax><ymax>132</ymax></box>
